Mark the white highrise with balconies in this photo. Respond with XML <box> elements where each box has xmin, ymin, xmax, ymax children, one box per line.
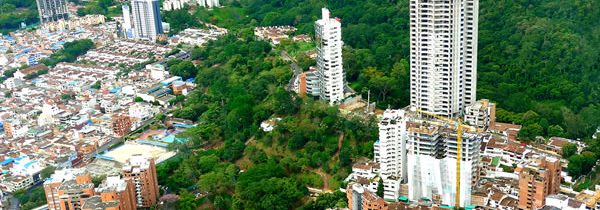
<box><xmin>409</xmin><ymin>0</ymin><xmax>479</xmax><ymax>118</ymax></box>
<box><xmin>315</xmin><ymin>8</ymin><xmax>345</xmax><ymax>105</ymax></box>
<box><xmin>131</xmin><ymin>0</ymin><xmax>164</xmax><ymax>40</ymax></box>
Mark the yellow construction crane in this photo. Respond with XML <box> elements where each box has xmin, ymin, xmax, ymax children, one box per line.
<box><xmin>414</xmin><ymin>109</ymin><xmax>479</xmax><ymax>209</ymax></box>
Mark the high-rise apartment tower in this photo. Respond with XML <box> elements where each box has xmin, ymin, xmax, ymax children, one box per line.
<box><xmin>315</xmin><ymin>8</ymin><xmax>345</xmax><ymax>105</ymax></box>
<box><xmin>36</xmin><ymin>0</ymin><xmax>69</xmax><ymax>24</ymax></box>
<box><xmin>409</xmin><ymin>0</ymin><xmax>479</xmax><ymax>117</ymax></box>
<box><xmin>122</xmin><ymin>154</ymin><xmax>159</xmax><ymax>208</ymax></box>
<box><xmin>122</xmin><ymin>5</ymin><xmax>134</xmax><ymax>39</ymax></box>
<box><xmin>130</xmin><ymin>0</ymin><xmax>164</xmax><ymax>40</ymax></box>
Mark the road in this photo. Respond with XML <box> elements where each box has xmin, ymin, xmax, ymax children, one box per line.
<box><xmin>283</xmin><ymin>50</ymin><xmax>303</xmax><ymax>91</ymax></box>
<box><xmin>7</xmin><ymin>195</ymin><xmax>19</xmax><ymax>210</ymax></box>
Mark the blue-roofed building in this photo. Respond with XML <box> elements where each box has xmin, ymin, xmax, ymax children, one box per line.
<box><xmin>110</xmin><ymin>87</ymin><xmax>122</xmax><ymax>93</ymax></box>
<box><xmin>1</xmin><ymin>158</ymin><xmax>14</xmax><ymax>166</ymax></box>
<box><xmin>10</xmin><ymin>156</ymin><xmax>43</xmax><ymax>177</ymax></box>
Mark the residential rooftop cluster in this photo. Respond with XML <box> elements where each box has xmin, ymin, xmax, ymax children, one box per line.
<box><xmin>168</xmin><ymin>25</ymin><xmax>228</xmax><ymax>47</ymax></box>
<box><xmin>43</xmin><ymin>155</ymin><xmax>159</xmax><ymax>210</ymax></box>
<box><xmin>254</xmin><ymin>25</ymin><xmax>312</xmax><ymax>45</ymax></box>
<box><xmin>0</xmin><ymin>26</ymin><xmax>195</xmax><ymax>194</ymax></box>
<box><xmin>78</xmin><ymin>40</ymin><xmax>173</xmax><ymax>68</ymax></box>
<box><xmin>345</xmin><ymin>103</ymin><xmax>592</xmax><ymax>210</ymax></box>
<box><xmin>0</xmin><ymin>20</ymin><xmax>118</xmax><ymax>71</ymax></box>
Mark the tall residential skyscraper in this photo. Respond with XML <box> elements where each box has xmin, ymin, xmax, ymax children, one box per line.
<box><xmin>131</xmin><ymin>0</ymin><xmax>164</xmax><ymax>40</ymax></box>
<box><xmin>409</xmin><ymin>0</ymin><xmax>479</xmax><ymax>118</ymax></box>
<box><xmin>315</xmin><ymin>8</ymin><xmax>345</xmax><ymax>105</ymax></box>
<box><xmin>36</xmin><ymin>0</ymin><xmax>69</xmax><ymax>24</ymax></box>
<box><xmin>122</xmin><ymin>5</ymin><xmax>134</xmax><ymax>39</ymax></box>
<box><xmin>122</xmin><ymin>154</ymin><xmax>159</xmax><ymax>208</ymax></box>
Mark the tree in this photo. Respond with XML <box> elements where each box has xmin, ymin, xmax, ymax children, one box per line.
<box><xmin>177</xmin><ymin>190</ymin><xmax>197</xmax><ymax>210</ymax></box>
<box><xmin>91</xmin><ymin>81</ymin><xmax>101</xmax><ymax>89</ymax></box>
<box><xmin>61</xmin><ymin>94</ymin><xmax>73</xmax><ymax>101</ymax></box>
<box><xmin>376</xmin><ymin>178</ymin><xmax>384</xmax><ymax>197</ymax></box>
<box><xmin>518</xmin><ymin>123</ymin><xmax>544</xmax><ymax>141</ymax></box>
<box><xmin>548</xmin><ymin>125</ymin><xmax>565</xmax><ymax>137</ymax></box>
<box><xmin>272</xmin><ymin>87</ymin><xmax>300</xmax><ymax>115</ymax></box>
<box><xmin>339</xmin><ymin>142</ymin><xmax>352</xmax><ymax>167</ymax></box>
<box><xmin>169</xmin><ymin>60</ymin><xmax>197</xmax><ymax>79</ymax></box>
<box><xmin>222</xmin><ymin>140</ymin><xmax>245</xmax><ymax>162</ymax></box>
<box><xmin>198</xmin><ymin>171</ymin><xmax>233</xmax><ymax>195</ymax></box>
<box><xmin>562</xmin><ymin>143</ymin><xmax>577</xmax><ymax>159</ymax></box>
<box><xmin>238</xmin><ymin>177</ymin><xmax>306</xmax><ymax>210</ymax></box>
<box><xmin>300</xmin><ymin>191</ymin><xmax>347</xmax><ymax>210</ymax></box>
<box><xmin>567</xmin><ymin>153</ymin><xmax>596</xmax><ymax>178</ymax></box>
<box><xmin>40</xmin><ymin>166</ymin><xmax>56</xmax><ymax>179</ymax></box>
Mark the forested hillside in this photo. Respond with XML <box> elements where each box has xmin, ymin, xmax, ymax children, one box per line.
<box><xmin>201</xmin><ymin>0</ymin><xmax>599</xmax><ymax>140</ymax></box>
<box><xmin>0</xmin><ymin>0</ymin><xmax>38</xmax><ymax>33</ymax></box>
<box><xmin>156</xmin><ymin>0</ymin><xmax>599</xmax><ymax>208</ymax></box>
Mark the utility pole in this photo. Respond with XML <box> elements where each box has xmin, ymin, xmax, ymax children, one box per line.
<box><xmin>365</xmin><ymin>89</ymin><xmax>370</xmax><ymax>114</ymax></box>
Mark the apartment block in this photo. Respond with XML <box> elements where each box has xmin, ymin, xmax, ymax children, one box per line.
<box><xmin>95</xmin><ymin>176</ymin><xmax>137</xmax><ymax>210</ymax></box>
<box><xmin>122</xmin><ymin>155</ymin><xmax>159</xmax><ymax>208</ymax></box>
<box><xmin>44</xmin><ymin>169</ymin><xmax>138</xmax><ymax>210</ymax></box>
<box><xmin>517</xmin><ymin>157</ymin><xmax>561</xmax><ymax>210</ymax></box>
<box><xmin>57</xmin><ymin>174</ymin><xmax>95</xmax><ymax>210</ymax></box>
<box><xmin>129</xmin><ymin>0</ymin><xmax>164</xmax><ymax>40</ymax></box>
<box><xmin>464</xmin><ymin>99</ymin><xmax>496</xmax><ymax>130</ymax></box>
<box><xmin>36</xmin><ymin>0</ymin><xmax>69</xmax><ymax>24</ymax></box>
<box><xmin>112</xmin><ymin>114</ymin><xmax>133</xmax><ymax>137</ymax></box>
<box><xmin>374</xmin><ymin>107</ymin><xmax>482</xmax><ymax>207</ymax></box>
<box><xmin>44</xmin><ymin>169</ymin><xmax>87</xmax><ymax>210</ymax></box>
<box><xmin>315</xmin><ymin>8</ymin><xmax>345</xmax><ymax>105</ymax></box>
<box><xmin>409</xmin><ymin>0</ymin><xmax>479</xmax><ymax>117</ymax></box>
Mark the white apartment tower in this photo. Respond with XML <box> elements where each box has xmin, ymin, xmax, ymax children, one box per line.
<box><xmin>374</xmin><ymin>109</ymin><xmax>482</xmax><ymax>207</ymax></box>
<box><xmin>405</xmin><ymin>121</ymin><xmax>481</xmax><ymax>207</ymax></box>
<box><xmin>409</xmin><ymin>0</ymin><xmax>479</xmax><ymax>117</ymax></box>
<box><xmin>198</xmin><ymin>0</ymin><xmax>220</xmax><ymax>8</ymax></box>
<box><xmin>131</xmin><ymin>0</ymin><xmax>164</xmax><ymax>40</ymax></box>
<box><xmin>375</xmin><ymin>110</ymin><xmax>408</xmax><ymax>180</ymax></box>
<box><xmin>315</xmin><ymin>8</ymin><xmax>345</xmax><ymax>105</ymax></box>
<box><xmin>36</xmin><ymin>0</ymin><xmax>69</xmax><ymax>24</ymax></box>
<box><xmin>122</xmin><ymin>5</ymin><xmax>134</xmax><ymax>39</ymax></box>
<box><xmin>374</xmin><ymin>109</ymin><xmax>407</xmax><ymax>201</ymax></box>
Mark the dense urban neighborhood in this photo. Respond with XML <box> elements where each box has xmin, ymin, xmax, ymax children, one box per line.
<box><xmin>0</xmin><ymin>0</ymin><xmax>599</xmax><ymax>210</ymax></box>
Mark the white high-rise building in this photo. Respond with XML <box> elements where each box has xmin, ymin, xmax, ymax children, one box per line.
<box><xmin>371</xmin><ymin>0</ymin><xmax>483</xmax><ymax>207</ymax></box>
<box><xmin>405</xmin><ymin>119</ymin><xmax>481</xmax><ymax>207</ymax></box>
<box><xmin>374</xmin><ymin>108</ymin><xmax>481</xmax><ymax>207</ymax></box>
<box><xmin>198</xmin><ymin>0</ymin><xmax>220</xmax><ymax>8</ymax></box>
<box><xmin>131</xmin><ymin>0</ymin><xmax>164</xmax><ymax>40</ymax></box>
<box><xmin>122</xmin><ymin>5</ymin><xmax>134</xmax><ymax>39</ymax></box>
<box><xmin>374</xmin><ymin>109</ymin><xmax>407</xmax><ymax>201</ymax></box>
<box><xmin>409</xmin><ymin>0</ymin><xmax>479</xmax><ymax>118</ymax></box>
<box><xmin>36</xmin><ymin>0</ymin><xmax>69</xmax><ymax>24</ymax></box>
<box><xmin>375</xmin><ymin>109</ymin><xmax>408</xmax><ymax>180</ymax></box>
<box><xmin>315</xmin><ymin>8</ymin><xmax>345</xmax><ymax>105</ymax></box>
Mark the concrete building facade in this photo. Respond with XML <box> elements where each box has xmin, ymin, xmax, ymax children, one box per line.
<box><xmin>374</xmin><ymin>107</ymin><xmax>482</xmax><ymax>207</ymax></box>
<box><xmin>95</xmin><ymin>176</ymin><xmax>137</xmax><ymax>210</ymax></box>
<box><xmin>122</xmin><ymin>5</ymin><xmax>134</xmax><ymax>39</ymax></box>
<box><xmin>517</xmin><ymin>157</ymin><xmax>561</xmax><ymax>210</ymax></box>
<box><xmin>464</xmin><ymin>99</ymin><xmax>496</xmax><ymax>130</ymax></box>
<box><xmin>315</xmin><ymin>8</ymin><xmax>345</xmax><ymax>105</ymax></box>
<box><xmin>130</xmin><ymin>0</ymin><xmax>164</xmax><ymax>40</ymax></box>
<box><xmin>409</xmin><ymin>0</ymin><xmax>479</xmax><ymax>117</ymax></box>
<box><xmin>122</xmin><ymin>155</ymin><xmax>159</xmax><ymax>208</ymax></box>
<box><xmin>36</xmin><ymin>0</ymin><xmax>69</xmax><ymax>24</ymax></box>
